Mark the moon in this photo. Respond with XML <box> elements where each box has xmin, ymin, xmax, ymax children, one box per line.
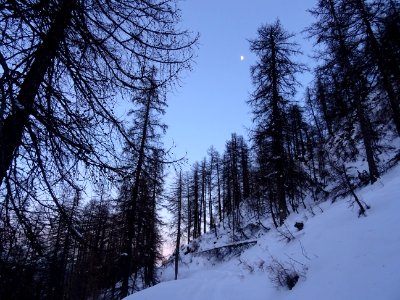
<box><xmin>240</xmin><ymin>55</ymin><xmax>245</xmax><ymax>61</ymax></box>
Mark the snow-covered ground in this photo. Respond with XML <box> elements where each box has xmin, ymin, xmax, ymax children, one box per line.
<box><xmin>125</xmin><ymin>164</ymin><xmax>400</xmax><ymax>300</ymax></box>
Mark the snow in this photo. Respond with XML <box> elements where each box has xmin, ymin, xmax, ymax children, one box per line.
<box><xmin>124</xmin><ymin>164</ymin><xmax>400</xmax><ymax>300</ymax></box>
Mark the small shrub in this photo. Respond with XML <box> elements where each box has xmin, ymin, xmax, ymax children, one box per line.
<box><xmin>238</xmin><ymin>258</ymin><xmax>267</xmax><ymax>274</ymax></box>
<box><xmin>267</xmin><ymin>257</ymin><xmax>306</xmax><ymax>290</ymax></box>
<box><xmin>257</xmin><ymin>259</ymin><xmax>266</xmax><ymax>272</ymax></box>
<box><xmin>277</xmin><ymin>224</ymin><xmax>296</xmax><ymax>242</ymax></box>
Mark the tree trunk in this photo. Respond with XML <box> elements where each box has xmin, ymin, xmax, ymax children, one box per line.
<box><xmin>270</xmin><ymin>32</ymin><xmax>287</xmax><ymax>226</ymax></box>
<box><xmin>216</xmin><ymin>160</ymin><xmax>223</xmax><ymax>223</ymax></box>
<box><xmin>354</xmin><ymin>92</ymin><xmax>379</xmax><ymax>183</ymax></box>
<box><xmin>121</xmin><ymin>79</ymin><xmax>155</xmax><ymax>298</ymax></box>
<box><xmin>174</xmin><ymin>172</ymin><xmax>182</xmax><ymax>280</ymax></box>
<box><xmin>187</xmin><ymin>180</ymin><xmax>191</xmax><ymax>244</ymax></box>
<box><xmin>201</xmin><ymin>161</ymin><xmax>207</xmax><ymax>233</ymax></box>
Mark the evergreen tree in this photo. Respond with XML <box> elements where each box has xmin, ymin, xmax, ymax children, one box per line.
<box><xmin>308</xmin><ymin>0</ymin><xmax>380</xmax><ymax>183</ymax></box>
<box><xmin>248</xmin><ymin>20</ymin><xmax>305</xmax><ymax>226</ymax></box>
<box><xmin>207</xmin><ymin>146</ymin><xmax>223</xmax><ymax>224</ymax></box>
<box><xmin>343</xmin><ymin>0</ymin><xmax>400</xmax><ymax>135</ymax></box>
<box><xmin>166</xmin><ymin>170</ymin><xmax>184</xmax><ymax>280</ymax></box>
<box><xmin>118</xmin><ymin>67</ymin><xmax>166</xmax><ymax>297</ymax></box>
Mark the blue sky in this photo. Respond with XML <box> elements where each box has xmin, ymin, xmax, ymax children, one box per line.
<box><xmin>164</xmin><ymin>0</ymin><xmax>317</xmax><ymax>165</ymax></box>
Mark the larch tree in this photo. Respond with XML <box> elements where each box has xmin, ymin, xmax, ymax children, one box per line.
<box><xmin>308</xmin><ymin>0</ymin><xmax>380</xmax><ymax>183</ymax></box>
<box><xmin>343</xmin><ymin>0</ymin><xmax>400</xmax><ymax>135</ymax></box>
<box><xmin>248</xmin><ymin>20</ymin><xmax>305</xmax><ymax>226</ymax></box>
<box><xmin>191</xmin><ymin>162</ymin><xmax>201</xmax><ymax>239</ymax></box>
<box><xmin>380</xmin><ymin>1</ymin><xmax>400</xmax><ymax>85</ymax></box>
<box><xmin>0</xmin><ymin>0</ymin><xmax>196</xmax><ymax>261</ymax></box>
<box><xmin>118</xmin><ymin>66</ymin><xmax>166</xmax><ymax>297</ymax></box>
<box><xmin>166</xmin><ymin>169</ymin><xmax>183</xmax><ymax>280</ymax></box>
<box><xmin>207</xmin><ymin>146</ymin><xmax>223</xmax><ymax>224</ymax></box>
<box><xmin>0</xmin><ymin>1</ymin><xmax>196</xmax><ymax>298</ymax></box>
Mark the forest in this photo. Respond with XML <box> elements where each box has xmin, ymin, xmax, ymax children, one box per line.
<box><xmin>0</xmin><ymin>0</ymin><xmax>399</xmax><ymax>299</ymax></box>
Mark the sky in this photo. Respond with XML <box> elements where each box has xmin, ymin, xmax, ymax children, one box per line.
<box><xmin>164</xmin><ymin>0</ymin><xmax>318</xmax><ymax>166</ymax></box>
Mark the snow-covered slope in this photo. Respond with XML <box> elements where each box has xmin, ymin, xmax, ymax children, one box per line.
<box><xmin>125</xmin><ymin>165</ymin><xmax>400</xmax><ymax>300</ymax></box>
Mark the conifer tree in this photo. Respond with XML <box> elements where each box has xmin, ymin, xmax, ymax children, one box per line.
<box><xmin>119</xmin><ymin>67</ymin><xmax>166</xmax><ymax>297</ymax></box>
<box><xmin>0</xmin><ymin>2</ymin><xmax>196</xmax><ymax>279</ymax></box>
<box><xmin>343</xmin><ymin>0</ymin><xmax>400</xmax><ymax>135</ymax></box>
<box><xmin>308</xmin><ymin>0</ymin><xmax>380</xmax><ymax>183</ymax></box>
<box><xmin>248</xmin><ymin>20</ymin><xmax>305</xmax><ymax>225</ymax></box>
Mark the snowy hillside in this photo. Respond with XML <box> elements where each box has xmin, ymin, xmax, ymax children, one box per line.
<box><xmin>124</xmin><ymin>164</ymin><xmax>400</xmax><ymax>300</ymax></box>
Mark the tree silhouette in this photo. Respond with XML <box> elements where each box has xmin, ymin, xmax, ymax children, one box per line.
<box><xmin>248</xmin><ymin>20</ymin><xmax>305</xmax><ymax>225</ymax></box>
